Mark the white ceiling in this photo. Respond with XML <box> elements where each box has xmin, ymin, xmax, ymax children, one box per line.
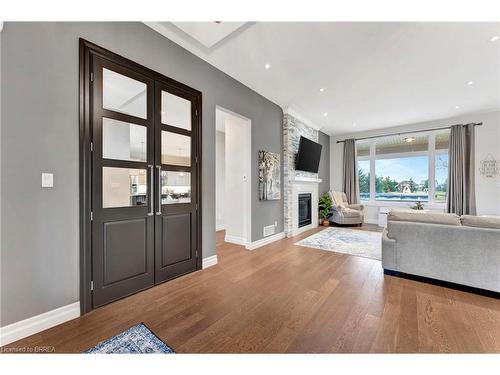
<box><xmin>171</xmin><ymin>22</ymin><xmax>247</xmax><ymax>48</ymax></box>
<box><xmin>145</xmin><ymin>22</ymin><xmax>500</xmax><ymax>135</ymax></box>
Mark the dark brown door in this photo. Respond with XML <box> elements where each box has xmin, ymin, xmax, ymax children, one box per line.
<box><xmin>87</xmin><ymin>45</ymin><xmax>201</xmax><ymax>309</ymax></box>
<box><xmin>91</xmin><ymin>56</ymin><xmax>155</xmax><ymax>307</ymax></box>
<box><xmin>154</xmin><ymin>82</ymin><xmax>199</xmax><ymax>284</ymax></box>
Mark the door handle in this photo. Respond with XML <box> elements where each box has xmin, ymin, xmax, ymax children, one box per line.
<box><xmin>148</xmin><ymin>165</ymin><xmax>154</xmax><ymax>216</ymax></box>
<box><xmin>156</xmin><ymin>165</ymin><xmax>162</xmax><ymax>215</ymax></box>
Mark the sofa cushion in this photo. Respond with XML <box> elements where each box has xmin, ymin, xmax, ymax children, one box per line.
<box><xmin>461</xmin><ymin>215</ymin><xmax>500</xmax><ymax>229</ymax></box>
<box><xmin>388</xmin><ymin>210</ymin><xmax>461</xmax><ymax>226</ymax></box>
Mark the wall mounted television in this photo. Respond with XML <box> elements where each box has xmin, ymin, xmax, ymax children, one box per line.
<box><xmin>295</xmin><ymin>136</ymin><xmax>322</xmax><ymax>173</ymax></box>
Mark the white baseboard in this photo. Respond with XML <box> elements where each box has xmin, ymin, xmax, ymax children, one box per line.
<box><xmin>245</xmin><ymin>232</ymin><xmax>285</xmax><ymax>250</ymax></box>
<box><xmin>0</xmin><ymin>302</ymin><xmax>80</xmax><ymax>346</ymax></box>
<box><xmin>224</xmin><ymin>235</ymin><xmax>247</xmax><ymax>246</ymax></box>
<box><xmin>202</xmin><ymin>254</ymin><xmax>218</xmax><ymax>269</ymax></box>
<box><xmin>216</xmin><ymin>224</ymin><xmax>225</xmax><ymax>231</ymax></box>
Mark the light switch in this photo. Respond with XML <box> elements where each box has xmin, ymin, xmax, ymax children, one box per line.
<box><xmin>41</xmin><ymin>173</ymin><xmax>54</xmax><ymax>188</ymax></box>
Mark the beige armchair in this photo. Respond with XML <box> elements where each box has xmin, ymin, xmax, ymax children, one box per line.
<box><xmin>328</xmin><ymin>191</ymin><xmax>364</xmax><ymax>226</ymax></box>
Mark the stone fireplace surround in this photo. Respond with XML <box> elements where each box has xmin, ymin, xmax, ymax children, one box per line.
<box><xmin>283</xmin><ymin>111</ymin><xmax>322</xmax><ymax>237</ymax></box>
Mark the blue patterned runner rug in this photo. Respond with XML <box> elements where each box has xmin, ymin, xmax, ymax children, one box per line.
<box><xmin>84</xmin><ymin>323</ymin><xmax>175</xmax><ymax>354</ymax></box>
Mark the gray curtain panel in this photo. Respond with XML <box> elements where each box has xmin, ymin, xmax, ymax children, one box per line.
<box><xmin>342</xmin><ymin>138</ymin><xmax>359</xmax><ymax>204</ymax></box>
<box><xmin>446</xmin><ymin>124</ymin><xmax>476</xmax><ymax>215</ymax></box>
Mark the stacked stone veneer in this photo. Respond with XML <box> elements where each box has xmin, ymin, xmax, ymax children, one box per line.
<box><xmin>283</xmin><ymin>113</ymin><xmax>319</xmax><ymax>236</ymax></box>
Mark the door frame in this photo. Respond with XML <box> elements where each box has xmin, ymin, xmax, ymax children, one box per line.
<box><xmin>79</xmin><ymin>38</ymin><xmax>203</xmax><ymax>315</ymax></box>
<box><xmin>215</xmin><ymin>106</ymin><xmax>252</xmax><ymax>246</ymax></box>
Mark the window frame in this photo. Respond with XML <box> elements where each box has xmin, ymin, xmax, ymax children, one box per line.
<box><xmin>356</xmin><ymin>130</ymin><xmax>449</xmax><ymax>207</ymax></box>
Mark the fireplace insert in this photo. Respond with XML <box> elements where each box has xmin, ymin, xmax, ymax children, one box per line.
<box><xmin>298</xmin><ymin>193</ymin><xmax>312</xmax><ymax>228</ymax></box>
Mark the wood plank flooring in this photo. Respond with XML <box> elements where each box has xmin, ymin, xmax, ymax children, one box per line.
<box><xmin>2</xmin><ymin>225</ymin><xmax>499</xmax><ymax>353</ymax></box>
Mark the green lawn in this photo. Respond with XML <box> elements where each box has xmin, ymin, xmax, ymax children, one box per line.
<box><xmin>434</xmin><ymin>191</ymin><xmax>446</xmax><ymax>203</ymax></box>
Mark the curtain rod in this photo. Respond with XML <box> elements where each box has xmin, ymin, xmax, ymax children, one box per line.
<box><xmin>336</xmin><ymin>122</ymin><xmax>483</xmax><ymax>143</ymax></box>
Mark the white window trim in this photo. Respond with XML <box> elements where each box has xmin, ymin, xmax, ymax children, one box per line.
<box><xmin>357</xmin><ymin>130</ymin><xmax>448</xmax><ymax>208</ymax></box>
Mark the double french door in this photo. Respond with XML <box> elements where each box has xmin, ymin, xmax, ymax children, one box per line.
<box><xmin>83</xmin><ymin>42</ymin><xmax>201</xmax><ymax>309</ymax></box>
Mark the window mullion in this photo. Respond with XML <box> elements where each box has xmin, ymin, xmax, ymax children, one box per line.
<box><xmin>428</xmin><ymin>134</ymin><xmax>436</xmax><ymax>204</ymax></box>
<box><xmin>369</xmin><ymin>141</ymin><xmax>375</xmax><ymax>201</ymax></box>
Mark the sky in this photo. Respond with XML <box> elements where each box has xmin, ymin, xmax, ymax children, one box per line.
<box><xmin>359</xmin><ymin>154</ymin><xmax>448</xmax><ymax>184</ymax></box>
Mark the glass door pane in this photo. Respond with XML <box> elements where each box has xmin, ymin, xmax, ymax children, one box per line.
<box><xmin>161</xmin><ymin>91</ymin><xmax>191</xmax><ymax>130</ymax></box>
<box><xmin>103</xmin><ymin>68</ymin><xmax>147</xmax><ymax>119</ymax></box>
<box><xmin>102</xmin><ymin>118</ymin><xmax>147</xmax><ymax>162</ymax></box>
<box><xmin>161</xmin><ymin>171</ymin><xmax>191</xmax><ymax>204</ymax></box>
<box><xmin>102</xmin><ymin>167</ymin><xmax>148</xmax><ymax>208</ymax></box>
<box><xmin>161</xmin><ymin>130</ymin><xmax>191</xmax><ymax>166</ymax></box>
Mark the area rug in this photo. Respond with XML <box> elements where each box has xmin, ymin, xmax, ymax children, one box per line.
<box><xmin>295</xmin><ymin>227</ymin><xmax>382</xmax><ymax>260</ymax></box>
<box><xmin>84</xmin><ymin>323</ymin><xmax>175</xmax><ymax>354</ymax></box>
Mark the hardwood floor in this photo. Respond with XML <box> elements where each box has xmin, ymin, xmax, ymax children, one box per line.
<box><xmin>2</xmin><ymin>225</ymin><xmax>499</xmax><ymax>353</ymax></box>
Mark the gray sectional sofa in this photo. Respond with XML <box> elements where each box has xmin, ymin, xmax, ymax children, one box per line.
<box><xmin>382</xmin><ymin>210</ymin><xmax>500</xmax><ymax>293</ymax></box>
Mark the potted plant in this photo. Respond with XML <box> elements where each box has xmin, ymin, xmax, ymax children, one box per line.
<box><xmin>318</xmin><ymin>193</ymin><xmax>332</xmax><ymax>226</ymax></box>
<box><xmin>411</xmin><ymin>201</ymin><xmax>425</xmax><ymax>210</ymax></box>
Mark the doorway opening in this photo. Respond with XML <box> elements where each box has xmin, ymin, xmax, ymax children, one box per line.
<box><xmin>215</xmin><ymin>107</ymin><xmax>252</xmax><ymax>247</ymax></box>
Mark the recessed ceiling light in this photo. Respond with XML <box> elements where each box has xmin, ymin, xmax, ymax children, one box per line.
<box><xmin>323</xmin><ymin>112</ymin><xmax>328</xmax><ymax>117</ymax></box>
<box><xmin>491</xmin><ymin>35</ymin><xmax>499</xmax><ymax>42</ymax></box>
<box><xmin>319</xmin><ymin>88</ymin><xmax>325</xmax><ymax>92</ymax></box>
<box><xmin>404</xmin><ymin>137</ymin><xmax>415</xmax><ymax>143</ymax></box>
<box><xmin>455</xmin><ymin>105</ymin><xmax>460</xmax><ymax>109</ymax></box>
<box><xmin>467</xmin><ymin>81</ymin><xmax>474</xmax><ymax>85</ymax></box>
<box><xmin>264</xmin><ymin>63</ymin><xmax>271</xmax><ymax>69</ymax></box>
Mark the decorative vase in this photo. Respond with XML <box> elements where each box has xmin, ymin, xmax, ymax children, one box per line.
<box><xmin>322</xmin><ymin>219</ymin><xmax>330</xmax><ymax>227</ymax></box>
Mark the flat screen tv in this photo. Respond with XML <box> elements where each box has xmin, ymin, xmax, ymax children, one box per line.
<box><xmin>295</xmin><ymin>136</ymin><xmax>322</xmax><ymax>173</ymax></box>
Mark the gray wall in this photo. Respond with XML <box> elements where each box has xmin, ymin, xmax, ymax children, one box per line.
<box><xmin>0</xmin><ymin>22</ymin><xmax>283</xmax><ymax>326</ymax></box>
<box><xmin>318</xmin><ymin>131</ymin><xmax>330</xmax><ymax>195</ymax></box>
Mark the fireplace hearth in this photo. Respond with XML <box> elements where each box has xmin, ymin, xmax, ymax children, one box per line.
<box><xmin>298</xmin><ymin>193</ymin><xmax>312</xmax><ymax>228</ymax></box>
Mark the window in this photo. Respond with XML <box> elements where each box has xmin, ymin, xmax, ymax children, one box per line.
<box><xmin>376</xmin><ymin>134</ymin><xmax>429</xmax><ymax>155</ymax></box>
<box><xmin>435</xmin><ymin>132</ymin><xmax>450</xmax><ymax>150</ymax></box>
<box><xmin>358</xmin><ymin>160</ymin><xmax>370</xmax><ymax>201</ymax></box>
<box><xmin>357</xmin><ymin>142</ymin><xmax>370</xmax><ymax>157</ymax></box>
<box><xmin>375</xmin><ymin>156</ymin><xmax>429</xmax><ymax>201</ymax></box>
<box><xmin>435</xmin><ymin>153</ymin><xmax>448</xmax><ymax>203</ymax></box>
<box><xmin>356</xmin><ymin>130</ymin><xmax>449</xmax><ymax>204</ymax></box>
